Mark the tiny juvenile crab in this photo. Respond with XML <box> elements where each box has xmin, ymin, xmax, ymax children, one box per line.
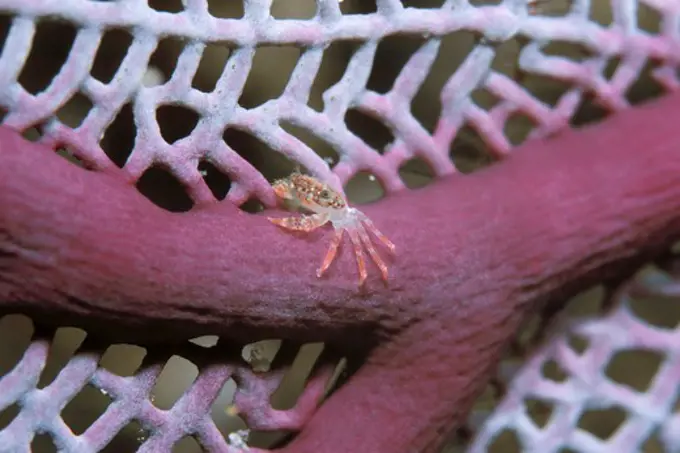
<box><xmin>267</xmin><ymin>172</ymin><xmax>395</xmax><ymax>286</ymax></box>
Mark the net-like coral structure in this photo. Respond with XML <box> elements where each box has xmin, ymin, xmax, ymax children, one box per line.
<box><xmin>0</xmin><ymin>0</ymin><xmax>679</xmax><ymax>451</ymax></box>
<box><xmin>1</xmin><ymin>0</ymin><xmax>678</xmax><ymax>201</ymax></box>
<box><xmin>467</xmin><ymin>265</ymin><xmax>680</xmax><ymax>453</ymax></box>
<box><xmin>0</xmin><ymin>328</ymin><xmax>334</xmax><ymax>452</ymax></box>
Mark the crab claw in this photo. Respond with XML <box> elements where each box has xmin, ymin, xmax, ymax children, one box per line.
<box><xmin>271</xmin><ymin>179</ymin><xmax>294</xmax><ymax>201</ymax></box>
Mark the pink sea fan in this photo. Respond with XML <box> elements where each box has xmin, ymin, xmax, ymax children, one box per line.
<box><xmin>0</xmin><ymin>0</ymin><xmax>679</xmax><ymax>452</ymax></box>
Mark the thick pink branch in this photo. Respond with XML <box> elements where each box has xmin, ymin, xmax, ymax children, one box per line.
<box><xmin>284</xmin><ymin>92</ymin><xmax>680</xmax><ymax>453</ymax></box>
<box><xmin>1</xmin><ymin>92</ymin><xmax>680</xmax><ymax>452</ymax></box>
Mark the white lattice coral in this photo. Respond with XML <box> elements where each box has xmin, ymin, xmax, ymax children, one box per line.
<box><xmin>0</xmin><ymin>331</ymin><xmax>334</xmax><ymax>452</ymax></box>
<box><xmin>0</xmin><ymin>0</ymin><xmax>677</xmax><ymax>206</ymax></box>
<box><xmin>468</xmin><ymin>270</ymin><xmax>680</xmax><ymax>452</ymax></box>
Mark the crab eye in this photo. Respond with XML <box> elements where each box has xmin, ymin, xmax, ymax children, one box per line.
<box><xmin>319</xmin><ymin>189</ymin><xmax>331</xmax><ymax>199</ymax></box>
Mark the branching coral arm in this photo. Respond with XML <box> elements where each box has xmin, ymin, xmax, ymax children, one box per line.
<box><xmin>1</xmin><ymin>92</ymin><xmax>680</xmax><ymax>452</ymax></box>
<box><xmin>0</xmin><ymin>131</ymin><xmax>396</xmax><ymax>346</ymax></box>
<box><xmin>280</xmin><ymin>91</ymin><xmax>680</xmax><ymax>453</ymax></box>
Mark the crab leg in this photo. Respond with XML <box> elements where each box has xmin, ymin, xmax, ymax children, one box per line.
<box><xmin>347</xmin><ymin>228</ymin><xmax>368</xmax><ymax>286</ymax></box>
<box><xmin>317</xmin><ymin>229</ymin><xmax>343</xmax><ymax>278</ymax></box>
<box><xmin>359</xmin><ymin>214</ymin><xmax>396</xmax><ymax>253</ymax></box>
<box><xmin>268</xmin><ymin>213</ymin><xmax>329</xmax><ymax>232</ymax></box>
<box><xmin>356</xmin><ymin>225</ymin><xmax>389</xmax><ymax>283</ymax></box>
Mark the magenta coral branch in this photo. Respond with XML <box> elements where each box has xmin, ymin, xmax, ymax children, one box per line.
<box><xmin>282</xmin><ymin>92</ymin><xmax>680</xmax><ymax>453</ymax></box>
<box><xmin>1</xmin><ymin>92</ymin><xmax>680</xmax><ymax>451</ymax></box>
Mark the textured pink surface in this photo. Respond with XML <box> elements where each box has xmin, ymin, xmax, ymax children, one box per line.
<box><xmin>2</xmin><ymin>90</ymin><xmax>680</xmax><ymax>451</ymax></box>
